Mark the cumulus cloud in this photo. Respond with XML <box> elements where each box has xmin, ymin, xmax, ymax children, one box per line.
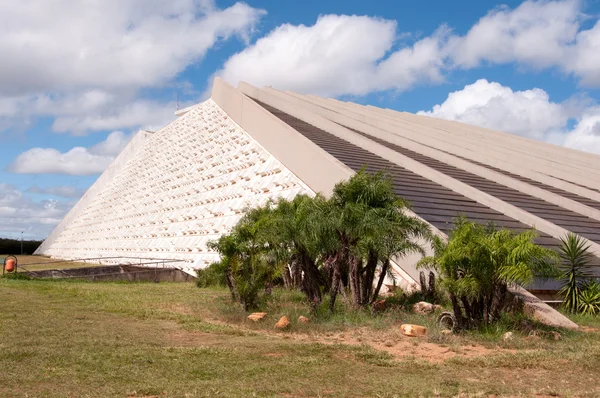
<box><xmin>218</xmin><ymin>14</ymin><xmax>449</xmax><ymax>97</ymax></box>
<box><xmin>418</xmin><ymin>79</ymin><xmax>600</xmax><ymax>154</ymax></box>
<box><xmin>0</xmin><ymin>0</ymin><xmax>265</xmax><ymax>134</ymax></box>
<box><xmin>8</xmin><ymin>131</ymin><xmax>133</xmax><ymax>175</ymax></box>
<box><xmin>217</xmin><ymin>0</ymin><xmax>600</xmax><ymax>97</ymax></box>
<box><xmin>0</xmin><ymin>184</ymin><xmax>72</xmax><ymax>240</ymax></box>
<box><xmin>448</xmin><ymin>0</ymin><xmax>600</xmax><ymax>86</ymax></box>
<box><xmin>417</xmin><ymin>79</ymin><xmax>570</xmax><ymax>140</ymax></box>
<box><xmin>447</xmin><ymin>0</ymin><xmax>579</xmax><ymax>69</ymax></box>
<box><xmin>564</xmin><ymin>107</ymin><xmax>600</xmax><ymax>154</ymax></box>
<box><xmin>0</xmin><ymin>0</ymin><xmax>265</xmax><ymax>95</ymax></box>
<box><xmin>26</xmin><ymin>185</ymin><xmax>85</xmax><ymax>198</ymax></box>
<box><xmin>50</xmin><ymin>98</ymin><xmax>177</xmax><ymax>135</ymax></box>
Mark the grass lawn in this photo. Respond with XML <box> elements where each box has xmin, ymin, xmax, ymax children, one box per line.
<box><xmin>1</xmin><ymin>278</ymin><xmax>599</xmax><ymax>397</ymax></box>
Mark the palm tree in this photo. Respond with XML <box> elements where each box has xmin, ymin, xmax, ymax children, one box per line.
<box><xmin>261</xmin><ymin>194</ymin><xmax>330</xmax><ymax>306</ymax></box>
<box><xmin>419</xmin><ymin>217</ymin><xmax>557</xmax><ymax>329</ymax></box>
<box><xmin>558</xmin><ymin>233</ymin><xmax>594</xmax><ymax>312</ymax></box>
<box><xmin>207</xmin><ymin>203</ymin><xmax>281</xmax><ymax>311</ymax></box>
<box><xmin>327</xmin><ymin>169</ymin><xmax>432</xmax><ymax>308</ymax></box>
<box><xmin>208</xmin><ymin>169</ymin><xmax>433</xmax><ymax>312</ymax></box>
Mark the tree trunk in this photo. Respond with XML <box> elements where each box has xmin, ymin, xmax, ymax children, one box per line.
<box><xmin>329</xmin><ymin>258</ymin><xmax>342</xmax><ymax>312</ymax></box>
<box><xmin>292</xmin><ymin>256</ymin><xmax>302</xmax><ymax>288</ymax></box>
<box><xmin>490</xmin><ymin>282</ymin><xmax>508</xmax><ymax>322</ymax></box>
<box><xmin>428</xmin><ymin>271</ymin><xmax>436</xmax><ymax>301</ymax></box>
<box><xmin>349</xmin><ymin>255</ymin><xmax>363</xmax><ymax>306</ymax></box>
<box><xmin>450</xmin><ymin>294</ymin><xmax>466</xmax><ymax>330</ymax></box>
<box><xmin>460</xmin><ymin>296</ymin><xmax>474</xmax><ymax>329</ymax></box>
<box><xmin>419</xmin><ymin>271</ymin><xmax>427</xmax><ymax>296</ymax></box>
<box><xmin>371</xmin><ymin>259</ymin><xmax>389</xmax><ymax>304</ymax></box>
<box><xmin>362</xmin><ymin>251</ymin><xmax>378</xmax><ymax>304</ymax></box>
<box><xmin>282</xmin><ymin>264</ymin><xmax>293</xmax><ymax>289</ymax></box>
<box><xmin>225</xmin><ymin>264</ymin><xmax>238</xmax><ymax>303</ymax></box>
<box><xmin>297</xmin><ymin>246</ymin><xmax>322</xmax><ymax>308</ymax></box>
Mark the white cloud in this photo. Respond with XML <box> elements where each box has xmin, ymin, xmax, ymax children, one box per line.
<box><xmin>0</xmin><ymin>0</ymin><xmax>265</xmax><ymax>95</ymax></box>
<box><xmin>26</xmin><ymin>185</ymin><xmax>84</xmax><ymax>198</ymax></box>
<box><xmin>565</xmin><ymin>21</ymin><xmax>600</xmax><ymax>86</ymax></box>
<box><xmin>564</xmin><ymin>106</ymin><xmax>600</xmax><ymax>153</ymax></box>
<box><xmin>447</xmin><ymin>0</ymin><xmax>580</xmax><ymax>69</ymax></box>
<box><xmin>218</xmin><ymin>14</ymin><xmax>449</xmax><ymax>97</ymax></box>
<box><xmin>51</xmin><ymin>98</ymin><xmax>177</xmax><ymax>135</ymax></box>
<box><xmin>217</xmin><ymin>1</ymin><xmax>600</xmax><ymax>98</ymax></box>
<box><xmin>8</xmin><ymin>131</ymin><xmax>133</xmax><ymax>175</ymax></box>
<box><xmin>0</xmin><ymin>0</ymin><xmax>265</xmax><ymax>134</ymax></box>
<box><xmin>0</xmin><ymin>90</ymin><xmax>179</xmax><ymax>135</ymax></box>
<box><xmin>417</xmin><ymin>79</ymin><xmax>600</xmax><ymax>155</ymax></box>
<box><xmin>0</xmin><ymin>183</ymin><xmax>72</xmax><ymax>240</ymax></box>
<box><xmin>417</xmin><ymin>79</ymin><xmax>569</xmax><ymax>140</ymax></box>
<box><xmin>445</xmin><ymin>0</ymin><xmax>600</xmax><ymax>86</ymax></box>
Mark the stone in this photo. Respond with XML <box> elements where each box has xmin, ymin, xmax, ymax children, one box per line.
<box><xmin>247</xmin><ymin>312</ymin><xmax>267</xmax><ymax>322</ymax></box>
<box><xmin>275</xmin><ymin>316</ymin><xmax>290</xmax><ymax>329</ymax></box>
<box><xmin>551</xmin><ymin>331</ymin><xmax>561</xmax><ymax>341</ymax></box>
<box><xmin>372</xmin><ymin>299</ymin><xmax>387</xmax><ymax>312</ymax></box>
<box><xmin>413</xmin><ymin>301</ymin><xmax>436</xmax><ymax>314</ymax></box>
<box><xmin>441</xmin><ymin>329</ymin><xmax>453</xmax><ymax>335</ymax></box>
<box><xmin>503</xmin><ymin>331</ymin><xmax>514</xmax><ymax>341</ymax></box>
<box><xmin>400</xmin><ymin>324</ymin><xmax>427</xmax><ymax>337</ymax></box>
<box><xmin>298</xmin><ymin>316</ymin><xmax>310</xmax><ymax>324</ymax></box>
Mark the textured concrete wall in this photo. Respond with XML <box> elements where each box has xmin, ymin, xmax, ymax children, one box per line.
<box><xmin>35</xmin><ymin>130</ymin><xmax>154</xmax><ymax>255</ymax></box>
<box><xmin>35</xmin><ymin>99</ymin><xmax>316</xmax><ymax>275</ymax></box>
<box><xmin>211</xmin><ymin>78</ymin><xmax>353</xmax><ymax>196</ymax></box>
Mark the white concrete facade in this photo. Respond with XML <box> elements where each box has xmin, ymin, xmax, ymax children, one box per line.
<box><xmin>36</xmin><ymin>98</ymin><xmax>315</xmax><ymax>275</ymax></box>
<box><xmin>38</xmin><ymin>78</ymin><xmax>600</xmax><ymax>287</ymax></box>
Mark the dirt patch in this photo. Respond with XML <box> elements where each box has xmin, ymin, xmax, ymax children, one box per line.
<box><xmin>287</xmin><ymin>329</ymin><xmax>498</xmax><ymax>363</ymax></box>
<box><xmin>193</xmin><ymin>315</ymin><xmax>506</xmax><ymax>364</ymax></box>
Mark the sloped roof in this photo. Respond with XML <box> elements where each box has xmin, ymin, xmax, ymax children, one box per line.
<box><xmin>37</xmin><ymin>77</ymin><xmax>600</xmax><ymax>287</ymax></box>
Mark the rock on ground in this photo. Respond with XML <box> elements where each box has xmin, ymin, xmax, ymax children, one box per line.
<box><xmin>372</xmin><ymin>299</ymin><xmax>387</xmax><ymax>312</ymax></box>
<box><xmin>275</xmin><ymin>316</ymin><xmax>290</xmax><ymax>329</ymax></box>
<box><xmin>400</xmin><ymin>324</ymin><xmax>427</xmax><ymax>337</ymax></box>
<box><xmin>247</xmin><ymin>312</ymin><xmax>267</xmax><ymax>322</ymax></box>
<box><xmin>413</xmin><ymin>301</ymin><xmax>442</xmax><ymax>314</ymax></box>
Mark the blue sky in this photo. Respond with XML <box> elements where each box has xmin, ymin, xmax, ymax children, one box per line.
<box><xmin>1</xmin><ymin>0</ymin><xmax>600</xmax><ymax>240</ymax></box>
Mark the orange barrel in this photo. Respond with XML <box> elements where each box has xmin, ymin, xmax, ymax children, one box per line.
<box><xmin>5</xmin><ymin>258</ymin><xmax>15</xmax><ymax>273</ymax></box>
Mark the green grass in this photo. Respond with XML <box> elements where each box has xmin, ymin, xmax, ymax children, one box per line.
<box><xmin>1</xmin><ymin>279</ymin><xmax>599</xmax><ymax>397</ymax></box>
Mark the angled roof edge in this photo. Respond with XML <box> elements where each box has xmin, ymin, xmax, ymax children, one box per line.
<box><xmin>34</xmin><ymin>130</ymin><xmax>154</xmax><ymax>255</ymax></box>
<box><xmin>210</xmin><ymin>77</ymin><xmax>353</xmax><ymax>197</ymax></box>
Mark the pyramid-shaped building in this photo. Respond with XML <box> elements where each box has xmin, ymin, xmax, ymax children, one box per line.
<box><xmin>36</xmin><ymin>78</ymin><xmax>600</xmax><ymax>295</ymax></box>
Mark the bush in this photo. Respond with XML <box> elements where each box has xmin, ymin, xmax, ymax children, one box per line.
<box><xmin>578</xmin><ymin>281</ymin><xmax>600</xmax><ymax>315</ymax></box>
<box><xmin>557</xmin><ymin>233</ymin><xmax>600</xmax><ymax>316</ymax></box>
<box><xmin>196</xmin><ymin>261</ymin><xmax>227</xmax><ymax>288</ymax></box>
<box><xmin>418</xmin><ymin>217</ymin><xmax>558</xmax><ymax>329</ymax></box>
<box><xmin>0</xmin><ymin>238</ymin><xmax>42</xmax><ymax>254</ymax></box>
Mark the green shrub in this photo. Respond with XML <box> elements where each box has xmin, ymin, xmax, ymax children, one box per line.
<box><xmin>578</xmin><ymin>281</ymin><xmax>600</xmax><ymax>315</ymax></box>
<box><xmin>418</xmin><ymin>217</ymin><xmax>558</xmax><ymax>329</ymax></box>
<box><xmin>558</xmin><ymin>233</ymin><xmax>594</xmax><ymax>313</ymax></box>
<box><xmin>196</xmin><ymin>261</ymin><xmax>227</xmax><ymax>288</ymax></box>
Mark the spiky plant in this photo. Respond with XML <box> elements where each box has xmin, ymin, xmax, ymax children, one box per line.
<box><xmin>558</xmin><ymin>233</ymin><xmax>594</xmax><ymax>313</ymax></box>
<box><xmin>578</xmin><ymin>281</ymin><xmax>600</xmax><ymax>315</ymax></box>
